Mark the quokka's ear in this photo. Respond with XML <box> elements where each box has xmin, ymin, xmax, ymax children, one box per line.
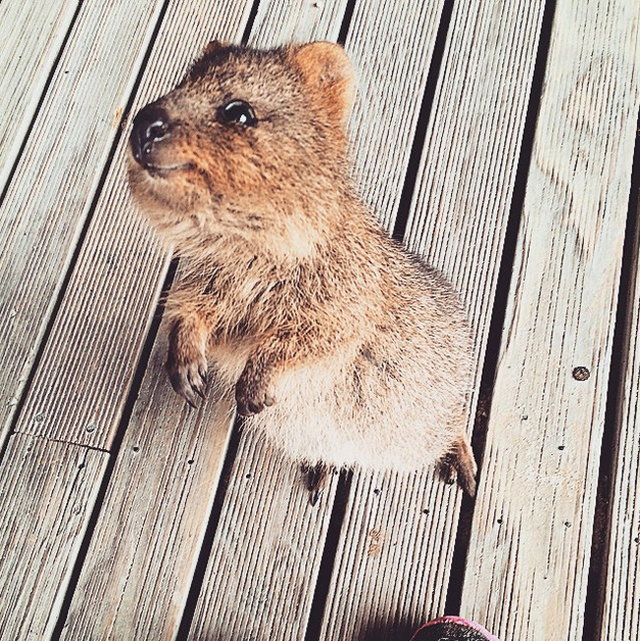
<box><xmin>201</xmin><ymin>40</ymin><xmax>228</xmax><ymax>57</ymax></box>
<box><xmin>289</xmin><ymin>42</ymin><xmax>355</xmax><ymax>126</ymax></box>
<box><xmin>189</xmin><ymin>40</ymin><xmax>233</xmax><ymax>79</ymax></box>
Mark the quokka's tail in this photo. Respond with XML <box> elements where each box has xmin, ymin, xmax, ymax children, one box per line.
<box><xmin>437</xmin><ymin>435</ymin><xmax>477</xmax><ymax>497</ymax></box>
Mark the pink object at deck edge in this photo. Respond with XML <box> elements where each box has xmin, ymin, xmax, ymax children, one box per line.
<box><xmin>409</xmin><ymin>616</ymin><xmax>500</xmax><ymax>641</ymax></box>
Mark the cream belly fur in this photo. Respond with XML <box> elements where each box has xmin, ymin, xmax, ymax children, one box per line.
<box><xmin>249</xmin><ymin>363</ymin><xmax>465</xmax><ymax>471</ymax></box>
<box><xmin>209</xmin><ymin>327</ymin><xmax>469</xmax><ymax>471</ymax></box>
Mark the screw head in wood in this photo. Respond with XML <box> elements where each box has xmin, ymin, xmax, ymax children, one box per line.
<box><xmin>572</xmin><ymin>366</ymin><xmax>590</xmax><ymax>381</ymax></box>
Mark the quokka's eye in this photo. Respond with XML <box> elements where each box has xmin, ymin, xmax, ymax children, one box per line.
<box><xmin>218</xmin><ymin>99</ymin><xmax>258</xmax><ymax>126</ymax></box>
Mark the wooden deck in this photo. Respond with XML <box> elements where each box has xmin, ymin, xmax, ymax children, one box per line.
<box><xmin>1</xmin><ymin>1</ymin><xmax>639</xmax><ymax>639</ymax></box>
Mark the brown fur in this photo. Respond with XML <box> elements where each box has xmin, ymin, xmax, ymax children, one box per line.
<box><xmin>127</xmin><ymin>41</ymin><xmax>478</xmax><ymax>495</ymax></box>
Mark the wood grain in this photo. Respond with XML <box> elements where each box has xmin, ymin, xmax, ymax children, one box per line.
<box><xmin>345</xmin><ymin>0</ymin><xmax>444</xmax><ymax>229</ymax></box>
<box><xmin>319</xmin><ymin>1</ymin><xmax>547</xmax><ymax>638</ymax></box>
<box><xmin>188</xmin><ymin>435</ymin><xmax>341</xmax><ymax>641</ymax></box>
<box><xmin>0</xmin><ymin>0</ymin><xmax>79</xmax><ymax>196</ymax></box>
<box><xmin>60</xmin><ymin>329</ymin><xmax>237</xmax><ymax>640</ymax></box>
<box><xmin>599</xmin><ymin>192</ymin><xmax>640</xmax><ymax>640</ymax></box>
<box><xmin>460</xmin><ymin>1</ymin><xmax>640</xmax><ymax>639</ymax></box>
<box><xmin>0</xmin><ymin>0</ymin><xmax>165</xmax><ymax>442</ymax></box>
<box><xmin>187</xmin><ymin>2</ymin><xmax>453</xmax><ymax>639</ymax></box>
<box><xmin>320</xmin><ymin>469</ymin><xmax>460</xmax><ymax>640</ymax></box>
<box><xmin>250</xmin><ymin>0</ymin><xmax>347</xmax><ymax>47</ymax></box>
<box><xmin>0</xmin><ymin>434</ymin><xmax>107</xmax><ymax>639</ymax></box>
<box><xmin>5</xmin><ymin>2</ymin><xmax>252</xmax><ymax>639</ymax></box>
<box><xmin>18</xmin><ymin>0</ymin><xmax>254</xmax><ymax>450</ymax></box>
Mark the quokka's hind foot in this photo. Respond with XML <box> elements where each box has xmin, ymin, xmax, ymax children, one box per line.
<box><xmin>437</xmin><ymin>436</ymin><xmax>477</xmax><ymax>497</ymax></box>
<box><xmin>302</xmin><ymin>463</ymin><xmax>329</xmax><ymax>506</ymax></box>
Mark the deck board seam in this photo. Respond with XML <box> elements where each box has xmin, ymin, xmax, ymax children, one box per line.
<box><xmin>392</xmin><ymin>0</ymin><xmax>454</xmax><ymax>241</ymax></box>
<box><xmin>0</xmin><ymin>0</ymin><xmax>84</xmax><ymax>208</ymax></box>
<box><xmin>443</xmin><ymin>0</ymin><xmax>558</xmax><ymax>613</ymax></box>
<box><xmin>9</xmin><ymin>430</ymin><xmax>110</xmax><ymax>455</ymax></box>
<box><xmin>584</xmin><ymin>105</ymin><xmax>640</xmax><ymax>641</ymax></box>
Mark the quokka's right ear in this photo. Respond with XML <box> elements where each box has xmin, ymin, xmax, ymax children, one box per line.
<box><xmin>188</xmin><ymin>40</ymin><xmax>234</xmax><ymax>79</ymax></box>
<box><xmin>289</xmin><ymin>41</ymin><xmax>355</xmax><ymax>127</ymax></box>
<box><xmin>201</xmin><ymin>40</ymin><xmax>228</xmax><ymax>57</ymax></box>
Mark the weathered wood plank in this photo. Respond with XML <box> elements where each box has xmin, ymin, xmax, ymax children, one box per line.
<box><xmin>460</xmin><ymin>1</ymin><xmax>640</xmax><ymax>639</ymax></box>
<box><xmin>320</xmin><ymin>0</ymin><xmax>547</xmax><ymax>638</ymax></box>
<box><xmin>18</xmin><ymin>0</ymin><xmax>254</xmax><ymax>450</ymax></box>
<box><xmin>188</xmin><ymin>436</ymin><xmax>341</xmax><ymax>641</ymax></box>
<box><xmin>0</xmin><ymin>0</ymin><xmax>79</xmax><ymax>196</ymax></box>
<box><xmin>49</xmin><ymin>3</ymin><xmax>252</xmax><ymax>638</ymax></box>
<box><xmin>59</xmin><ymin>330</ymin><xmax>236</xmax><ymax>640</ymax></box>
<box><xmin>0</xmin><ymin>434</ymin><xmax>107</xmax><ymax>639</ymax></box>
<box><xmin>249</xmin><ymin>0</ymin><xmax>348</xmax><ymax>47</ymax></box>
<box><xmin>599</xmin><ymin>194</ymin><xmax>640</xmax><ymax>640</ymax></box>
<box><xmin>345</xmin><ymin>0</ymin><xmax>444</xmax><ymax>228</ymax></box>
<box><xmin>188</xmin><ymin>2</ymin><xmax>449</xmax><ymax>639</ymax></box>
<box><xmin>0</xmin><ymin>0</ymin><xmax>166</xmax><ymax>442</ymax></box>
<box><xmin>321</xmin><ymin>469</ymin><xmax>459</xmax><ymax>640</ymax></box>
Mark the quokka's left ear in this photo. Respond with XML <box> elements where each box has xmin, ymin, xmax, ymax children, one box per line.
<box><xmin>289</xmin><ymin>41</ymin><xmax>355</xmax><ymax>127</ymax></box>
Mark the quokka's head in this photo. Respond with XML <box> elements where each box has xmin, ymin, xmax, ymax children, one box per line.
<box><xmin>128</xmin><ymin>41</ymin><xmax>355</xmax><ymax>250</ymax></box>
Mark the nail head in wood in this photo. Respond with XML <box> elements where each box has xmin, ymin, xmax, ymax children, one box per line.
<box><xmin>572</xmin><ymin>366</ymin><xmax>590</xmax><ymax>381</ymax></box>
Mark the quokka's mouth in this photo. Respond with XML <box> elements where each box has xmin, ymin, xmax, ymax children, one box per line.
<box><xmin>143</xmin><ymin>162</ymin><xmax>194</xmax><ymax>178</ymax></box>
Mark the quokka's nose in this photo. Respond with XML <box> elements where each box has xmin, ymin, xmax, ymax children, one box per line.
<box><xmin>130</xmin><ymin>104</ymin><xmax>172</xmax><ymax>166</ymax></box>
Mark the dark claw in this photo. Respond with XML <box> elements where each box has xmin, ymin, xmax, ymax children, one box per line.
<box><xmin>182</xmin><ymin>379</ymin><xmax>201</xmax><ymax>409</ymax></box>
<box><xmin>235</xmin><ymin>381</ymin><xmax>275</xmax><ymax>417</ymax></box>
<box><xmin>167</xmin><ymin>359</ymin><xmax>208</xmax><ymax>409</ymax></box>
<box><xmin>186</xmin><ymin>371</ymin><xmax>205</xmax><ymax>400</ymax></box>
<box><xmin>193</xmin><ymin>379</ymin><xmax>207</xmax><ymax>400</ymax></box>
<box><xmin>305</xmin><ymin>463</ymin><xmax>327</xmax><ymax>506</ymax></box>
<box><xmin>248</xmin><ymin>400</ymin><xmax>263</xmax><ymax>414</ymax></box>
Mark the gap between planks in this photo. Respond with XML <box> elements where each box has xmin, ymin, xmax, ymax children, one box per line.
<box><xmin>0</xmin><ymin>0</ymin><xmax>80</xmax><ymax>200</ymax></box>
<box><xmin>0</xmin><ymin>0</ymin><xmax>168</xmax><ymax>443</ymax></box>
<box><xmin>597</xmin><ymin>151</ymin><xmax>640</xmax><ymax>641</ymax></box>
<box><xmin>459</xmin><ymin>0</ymin><xmax>640</xmax><ymax>639</ymax></box>
<box><xmin>318</xmin><ymin>0</ymin><xmax>547</xmax><ymax>638</ymax></box>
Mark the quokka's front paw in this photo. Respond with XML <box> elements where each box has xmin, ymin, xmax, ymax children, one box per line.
<box><xmin>235</xmin><ymin>370</ymin><xmax>275</xmax><ymax>416</ymax></box>
<box><xmin>166</xmin><ymin>346</ymin><xmax>208</xmax><ymax>409</ymax></box>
